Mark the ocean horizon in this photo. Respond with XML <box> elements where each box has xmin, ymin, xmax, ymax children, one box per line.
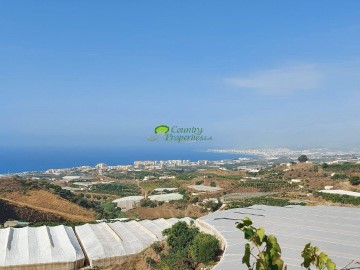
<box><xmin>0</xmin><ymin>147</ymin><xmax>252</xmax><ymax>174</ymax></box>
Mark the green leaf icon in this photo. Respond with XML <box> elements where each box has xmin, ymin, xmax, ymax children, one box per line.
<box><xmin>155</xmin><ymin>125</ymin><xmax>170</xmax><ymax>134</ymax></box>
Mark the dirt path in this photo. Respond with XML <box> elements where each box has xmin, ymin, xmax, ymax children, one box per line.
<box><xmin>136</xmin><ymin>180</ymin><xmax>148</xmax><ymax>198</ymax></box>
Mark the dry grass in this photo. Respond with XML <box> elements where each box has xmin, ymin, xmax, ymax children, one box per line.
<box><xmin>1</xmin><ymin>190</ymin><xmax>95</xmax><ymax>222</ymax></box>
<box><xmin>127</xmin><ymin>203</ymin><xmax>204</xmax><ymax>220</ymax></box>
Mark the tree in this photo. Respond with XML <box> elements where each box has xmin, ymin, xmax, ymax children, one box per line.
<box><xmin>153</xmin><ymin>221</ymin><xmax>221</xmax><ymax>269</ymax></box>
<box><xmin>298</xmin><ymin>155</ymin><xmax>309</xmax><ymax>163</ymax></box>
<box><xmin>163</xmin><ymin>221</ymin><xmax>199</xmax><ymax>250</ymax></box>
<box><xmin>190</xmin><ymin>233</ymin><xmax>219</xmax><ymax>264</ymax></box>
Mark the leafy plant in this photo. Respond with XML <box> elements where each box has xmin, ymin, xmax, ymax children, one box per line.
<box><xmin>301</xmin><ymin>243</ymin><xmax>336</xmax><ymax>270</ymax></box>
<box><xmin>190</xmin><ymin>233</ymin><xmax>219</xmax><ymax>264</ymax></box>
<box><xmin>238</xmin><ymin>218</ymin><xmax>360</xmax><ymax>270</ymax></box>
<box><xmin>237</xmin><ymin>217</ymin><xmax>284</xmax><ymax>270</ymax></box>
<box><xmin>163</xmin><ymin>221</ymin><xmax>199</xmax><ymax>250</ymax></box>
<box><xmin>149</xmin><ymin>221</ymin><xmax>220</xmax><ymax>269</ymax></box>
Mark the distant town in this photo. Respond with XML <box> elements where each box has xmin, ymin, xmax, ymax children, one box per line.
<box><xmin>2</xmin><ymin>148</ymin><xmax>359</xmax><ymax>181</ymax></box>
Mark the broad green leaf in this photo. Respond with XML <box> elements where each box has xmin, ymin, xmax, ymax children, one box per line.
<box><xmin>244</xmin><ymin>227</ymin><xmax>255</xmax><ymax>240</ymax></box>
<box><xmin>257</xmin><ymin>227</ymin><xmax>265</xmax><ymax>243</ymax></box>
<box><xmin>242</xmin><ymin>243</ymin><xmax>251</xmax><ymax>268</ymax></box>
<box><xmin>243</xmin><ymin>217</ymin><xmax>253</xmax><ymax>226</ymax></box>
<box><xmin>268</xmin><ymin>235</ymin><xmax>281</xmax><ymax>255</ymax></box>
<box><xmin>236</xmin><ymin>222</ymin><xmax>245</xmax><ymax>229</ymax></box>
<box><xmin>326</xmin><ymin>259</ymin><xmax>336</xmax><ymax>270</ymax></box>
<box><xmin>272</xmin><ymin>256</ymin><xmax>284</xmax><ymax>270</ymax></box>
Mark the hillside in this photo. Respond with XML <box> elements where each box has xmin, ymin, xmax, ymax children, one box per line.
<box><xmin>0</xmin><ymin>177</ymin><xmax>96</xmax><ymax>222</ymax></box>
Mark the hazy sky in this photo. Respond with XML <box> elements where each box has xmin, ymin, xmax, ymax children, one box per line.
<box><xmin>1</xmin><ymin>1</ymin><xmax>360</xmax><ymax>150</ymax></box>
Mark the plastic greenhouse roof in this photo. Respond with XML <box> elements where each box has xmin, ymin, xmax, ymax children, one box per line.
<box><xmin>75</xmin><ymin>218</ymin><xmax>190</xmax><ymax>267</ymax></box>
<box><xmin>199</xmin><ymin>205</ymin><xmax>360</xmax><ymax>270</ymax></box>
<box><xmin>0</xmin><ymin>225</ymin><xmax>84</xmax><ymax>268</ymax></box>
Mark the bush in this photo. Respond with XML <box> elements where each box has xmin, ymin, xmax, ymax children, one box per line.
<box><xmin>163</xmin><ymin>221</ymin><xmax>199</xmax><ymax>250</ymax></box>
<box><xmin>331</xmin><ymin>173</ymin><xmax>347</xmax><ymax>179</ymax></box>
<box><xmin>140</xmin><ymin>199</ymin><xmax>157</xmax><ymax>208</ymax></box>
<box><xmin>190</xmin><ymin>233</ymin><xmax>219</xmax><ymax>264</ymax></box>
<box><xmin>210</xmin><ymin>181</ymin><xmax>216</xmax><ymax>187</ymax></box>
<box><xmin>204</xmin><ymin>200</ymin><xmax>221</xmax><ymax>212</ymax></box>
<box><xmin>349</xmin><ymin>176</ymin><xmax>360</xmax><ymax>185</ymax></box>
<box><xmin>195</xmin><ymin>180</ymin><xmax>204</xmax><ymax>185</ymax></box>
<box><xmin>98</xmin><ymin>202</ymin><xmax>125</xmax><ymax>219</ymax></box>
<box><xmin>145</xmin><ymin>257</ymin><xmax>156</xmax><ymax>267</ymax></box>
<box><xmin>316</xmin><ymin>192</ymin><xmax>360</xmax><ymax>205</ymax></box>
<box><xmin>155</xmin><ymin>221</ymin><xmax>220</xmax><ymax>269</ymax></box>
<box><xmin>151</xmin><ymin>241</ymin><xmax>163</xmax><ymax>254</ymax></box>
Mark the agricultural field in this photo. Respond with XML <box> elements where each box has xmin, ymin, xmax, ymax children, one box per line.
<box><xmin>91</xmin><ymin>182</ymin><xmax>141</xmax><ymax>196</ymax></box>
<box><xmin>139</xmin><ymin>179</ymin><xmax>181</xmax><ymax>193</ymax></box>
<box><xmin>225</xmin><ymin>196</ymin><xmax>306</xmax><ymax>209</ymax></box>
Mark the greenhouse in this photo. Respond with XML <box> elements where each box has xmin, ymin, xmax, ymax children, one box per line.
<box><xmin>0</xmin><ymin>225</ymin><xmax>85</xmax><ymax>270</ymax></box>
<box><xmin>148</xmin><ymin>193</ymin><xmax>183</xmax><ymax>202</ymax></box>
<box><xmin>75</xmin><ymin>217</ymin><xmax>192</xmax><ymax>267</ymax></box>
<box><xmin>1</xmin><ymin>206</ymin><xmax>359</xmax><ymax>269</ymax></box>
<box><xmin>197</xmin><ymin>205</ymin><xmax>360</xmax><ymax>270</ymax></box>
<box><xmin>112</xmin><ymin>195</ymin><xmax>144</xmax><ymax>211</ymax></box>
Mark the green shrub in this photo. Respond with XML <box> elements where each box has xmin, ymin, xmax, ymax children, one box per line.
<box><xmin>151</xmin><ymin>241</ymin><xmax>163</xmax><ymax>254</ymax></box>
<box><xmin>140</xmin><ymin>199</ymin><xmax>157</xmax><ymax>208</ymax></box>
<box><xmin>156</xmin><ymin>221</ymin><xmax>220</xmax><ymax>269</ymax></box>
<box><xmin>145</xmin><ymin>257</ymin><xmax>156</xmax><ymax>267</ymax></box>
<box><xmin>331</xmin><ymin>173</ymin><xmax>347</xmax><ymax>180</ymax></box>
<box><xmin>190</xmin><ymin>233</ymin><xmax>219</xmax><ymax>264</ymax></box>
<box><xmin>321</xmin><ymin>163</ymin><xmax>329</xmax><ymax>169</ymax></box>
<box><xmin>316</xmin><ymin>192</ymin><xmax>360</xmax><ymax>205</ymax></box>
<box><xmin>349</xmin><ymin>176</ymin><xmax>360</xmax><ymax>185</ymax></box>
<box><xmin>163</xmin><ymin>221</ymin><xmax>199</xmax><ymax>250</ymax></box>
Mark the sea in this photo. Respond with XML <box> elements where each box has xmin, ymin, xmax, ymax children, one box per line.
<box><xmin>0</xmin><ymin>146</ymin><xmax>251</xmax><ymax>174</ymax></box>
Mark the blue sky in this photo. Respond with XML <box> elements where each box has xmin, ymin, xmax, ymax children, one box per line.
<box><xmin>1</xmin><ymin>1</ymin><xmax>360</xmax><ymax>151</ymax></box>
